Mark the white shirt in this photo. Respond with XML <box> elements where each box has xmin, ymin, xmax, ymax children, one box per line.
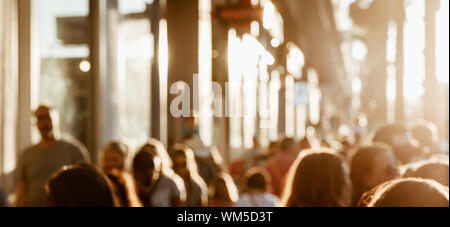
<box><xmin>234</xmin><ymin>192</ymin><xmax>280</xmax><ymax>207</ymax></box>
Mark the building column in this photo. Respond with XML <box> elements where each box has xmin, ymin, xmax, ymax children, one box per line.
<box><xmin>89</xmin><ymin>0</ymin><xmax>108</xmax><ymax>163</ymax></box>
<box><xmin>150</xmin><ymin>0</ymin><xmax>162</xmax><ymax>141</ymax></box>
<box><xmin>424</xmin><ymin>0</ymin><xmax>440</xmax><ymax>125</ymax></box>
<box><xmin>17</xmin><ymin>0</ymin><xmax>32</xmax><ymax>157</ymax></box>
<box><xmin>166</xmin><ymin>0</ymin><xmax>199</xmax><ymax>148</ymax></box>
<box><xmin>1</xmin><ymin>0</ymin><xmax>19</xmax><ymax>195</ymax></box>
<box><xmin>395</xmin><ymin>0</ymin><xmax>405</xmax><ymax>123</ymax></box>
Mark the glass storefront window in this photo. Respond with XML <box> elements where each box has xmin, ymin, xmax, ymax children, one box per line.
<box><xmin>403</xmin><ymin>0</ymin><xmax>426</xmax><ymax>120</ymax></box>
<box><xmin>436</xmin><ymin>0</ymin><xmax>449</xmax><ymax>84</ymax></box>
<box><xmin>1</xmin><ymin>0</ymin><xmax>19</xmax><ymax>177</ymax></box>
<box><xmin>114</xmin><ymin>0</ymin><xmax>153</xmax><ymax>149</ymax></box>
<box><xmin>199</xmin><ymin>0</ymin><xmax>213</xmax><ymax>147</ymax></box>
<box><xmin>228</xmin><ymin>29</ymin><xmax>243</xmax><ymax>149</ymax></box>
<box><xmin>33</xmin><ymin>0</ymin><xmax>91</xmax><ymax>146</ymax></box>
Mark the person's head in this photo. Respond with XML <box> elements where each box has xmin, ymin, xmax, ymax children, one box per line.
<box><xmin>34</xmin><ymin>105</ymin><xmax>59</xmax><ymax>141</ymax></box>
<box><xmin>102</xmin><ymin>141</ymin><xmax>128</xmax><ymax>173</ymax></box>
<box><xmin>252</xmin><ymin>137</ymin><xmax>261</xmax><ymax>148</ymax></box>
<box><xmin>46</xmin><ymin>163</ymin><xmax>117</xmax><ymax>207</ymax></box>
<box><xmin>171</xmin><ymin>144</ymin><xmax>199</xmax><ymax>180</ymax></box>
<box><xmin>132</xmin><ymin>146</ymin><xmax>162</xmax><ymax>189</ymax></box>
<box><xmin>338</xmin><ymin>136</ymin><xmax>356</xmax><ymax>159</ymax></box>
<box><xmin>298</xmin><ymin>137</ymin><xmax>311</xmax><ymax>152</ymax></box>
<box><xmin>280</xmin><ymin>137</ymin><xmax>295</xmax><ymax>153</ymax></box>
<box><xmin>139</xmin><ymin>138</ymin><xmax>173</xmax><ymax>172</ymax></box>
<box><xmin>350</xmin><ymin>144</ymin><xmax>399</xmax><ymax>204</ymax></box>
<box><xmin>185</xmin><ymin>116</ymin><xmax>196</xmax><ymax>130</ymax></box>
<box><xmin>320</xmin><ymin>140</ymin><xmax>332</xmax><ymax>148</ymax></box>
<box><xmin>411</xmin><ymin>120</ymin><xmax>439</xmax><ymax>147</ymax></box>
<box><xmin>392</xmin><ymin>142</ymin><xmax>424</xmax><ymax>164</ymax></box>
<box><xmin>242</xmin><ymin>168</ymin><xmax>271</xmax><ymax>193</ymax></box>
<box><xmin>404</xmin><ymin>160</ymin><xmax>449</xmax><ymax>187</ymax></box>
<box><xmin>183</xmin><ymin>115</ymin><xmax>199</xmax><ymax>139</ymax></box>
<box><xmin>281</xmin><ymin>149</ymin><xmax>352</xmax><ymax>207</ymax></box>
<box><xmin>372</xmin><ymin>124</ymin><xmax>409</xmax><ymax>147</ymax></box>
<box><xmin>267</xmin><ymin>141</ymin><xmax>280</xmax><ymax>157</ymax></box>
<box><xmin>366</xmin><ymin>178</ymin><xmax>449</xmax><ymax>207</ymax></box>
<box><xmin>211</xmin><ymin>172</ymin><xmax>239</xmax><ymax>203</ymax></box>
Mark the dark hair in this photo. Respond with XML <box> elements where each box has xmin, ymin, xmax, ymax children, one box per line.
<box><xmin>267</xmin><ymin>141</ymin><xmax>280</xmax><ymax>158</ymax></box>
<box><xmin>133</xmin><ymin>147</ymin><xmax>158</xmax><ymax>173</ymax></box>
<box><xmin>393</xmin><ymin>143</ymin><xmax>424</xmax><ymax>164</ymax></box>
<box><xmin>243</xmin><ymin>168</ymin><xmax>271</xmax><ymax>192</ymax></box>
<box><xmin>171</xmin><ymin>144</ymin><xmax>201</xmax><ymax>177</ymax></box>
<box><xmin>137</xmin><ymin>139</ymin><xmax>173</xmax><ymax>173</ymax></box>
<box><xmin>105</xmin><ymin>141</ymin><xmax>128</xmax><ymax>156</ymax></box>
<box><xmin>405</xmin><ymin>160</ymin><xmax>449</xmax><ymax>187</ymax></box>
<box><xmin>366</xmin><ymin>178</ymin><xmax>449</xmax><ymax>207</ymax></box>
<box><xmin>103</xmin><ymin>141</ymin><xmax>128</xmax><ymax>171</ymax></box>
<box><xmin>281</xmin><ymin>149</ymin><xmax>351</xmax><ymax>207</ymax></box>
<box><xmin>411</xmin><ymin>120</ymin><xmax>438</xmax><ymax>148</ymax></box>
<box><xmin>280</xmin><ymin>137</ymin><xmax>295</xmax><ymax>152</ymax></box>
<box><xmin>172</xmin><ymin>144</ymin><xmax>208</xmax><ymax>207</ymax></box>
<box><xmin>372</xmin><ymin>124</ymin><xmax>408</xmax><ymax>146</ymax></box>
<box><xmin>349</xmin><ymin>144</ymin><xmax>396</xmax><ymax>205</ymax></box>
<box><xmin>132</xmin><ymin>147</ymin><xmax>158</xmax><ymax>207</ymax></box>
<box><xmin>46</xmin><ymin>163</ymin><xmax>117</xmax><ymax>207</ymax></box>
<box><xmin>106</xmin><ymin>173</ymin><xmax>130</xmax><ymax>207</ymax></box>
<box><xmin>211</xmin><ymin>172</ymin><xmax>239</xmax><ymax>203</ymax></box>
<box><xmin>298</xmin><ymin>137</ymin><xmax>311</xmax><ymax>151</ymax></box>
<box><xmin>268</xmin><ymin>141</ymin><xmax>279</xmax><ymax>148</ymax></box>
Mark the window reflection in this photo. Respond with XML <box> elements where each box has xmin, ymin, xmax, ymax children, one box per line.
<box><xmin>436</xmin><ymin>0</ymin><xmax>449</xmax><ymax>84</ymax></box>
<box><xmin>403</xmin><ymin>0</ymin><xmax>425</xmax><ymax>120</ymax></box>
<box><xmin>34</xmin><ymin>0</ymin><xmax>90</xmax><ymax>146</ymax></box>
<box><xmin>115</xmin><ymin>0</ymin><xmax>153</xmax><ymax>148</ymax></box>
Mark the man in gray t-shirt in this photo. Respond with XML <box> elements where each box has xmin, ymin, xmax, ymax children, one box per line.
<box><xmin>15</xmin><ymin>105</ymin><xmax>90</xmax><ymax>207</ymax></box>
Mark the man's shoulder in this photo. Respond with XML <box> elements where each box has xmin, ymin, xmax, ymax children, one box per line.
<box><xmin>21</xmin><ymin>144</ymin><xmax>42</xmax><ymax>157</ymax></box>
<box><xmin>58</xmin><ymin>139</ymin><xmax>81</xmax><ymax>148</ymax></box>
<box><xmin>22</xmin><ymin>144</ymin><xmax>39</xmax><ymax>152</ymax></box>
<box><xmin>58</xmin><ymin>139</ymin><xmax>90</xmax><ymax>161</ymax></box>
<box><xmin>58</xmin><ymin>139</ymin><xmax>87</xmax><ymax>153</ymax></box>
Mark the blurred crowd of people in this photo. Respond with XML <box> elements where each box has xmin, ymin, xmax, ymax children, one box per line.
<box><xmin>1</xmin><ymin>105</ymin><xmax>448</xmax><ymax>207</ymax></box>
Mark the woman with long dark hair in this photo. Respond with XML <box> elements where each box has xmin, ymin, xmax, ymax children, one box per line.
<box><xmin>101</xmin><ymin>141</ymin><xmax>141</xmax><ymax>207</ymax></box>
<box><xmin>171</xmin><ymin>144</ymin><xmax>208</xmax><ymax>207</ymax></box>
<box><xmin>132</xmin><ymin>139</ymin><xmax>186</xmax><ymax>207</ymax></box>
<box><xmin>350</xmin><ymin>145</ymin><xmax>399</xmax><ymax>205</ymax></box>
<box><xmin>209</xmin><ymin>172</ymin><xmax>239</xmax><ymax>207</ymax></box>
<box><xmin>281</xmin><ymin>149</ymin><xmax>352</xmax><ymax>207</ymax></box>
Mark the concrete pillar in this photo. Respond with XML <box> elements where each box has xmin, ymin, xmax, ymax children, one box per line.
<box><xmin>424</xmin><ymin>0</ymin><xmax>440</xmax><ymax>125</ymax></box>
<box><xmin>89</xmin><ymin>0</ymin><xmax>108</xmax><ymax>163</ymax></box>
<box><xmin>17</xmin><ymin>0</ymin><xmax>33</xmax><ymax>157</ymax></box>
<box><xmin>395</xmin><ymin>0</ymin><xmax>405</xmax><ymax>123</ymax></box>
<box><xmin>166</xmin><ymin>0</ymin><xmax>199</xmax><ymax>148</ymax></box>
<box><xmin>150</xmin><ymin>0</ymin><xmax>162</xmax><ymax>141</ymax></box>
